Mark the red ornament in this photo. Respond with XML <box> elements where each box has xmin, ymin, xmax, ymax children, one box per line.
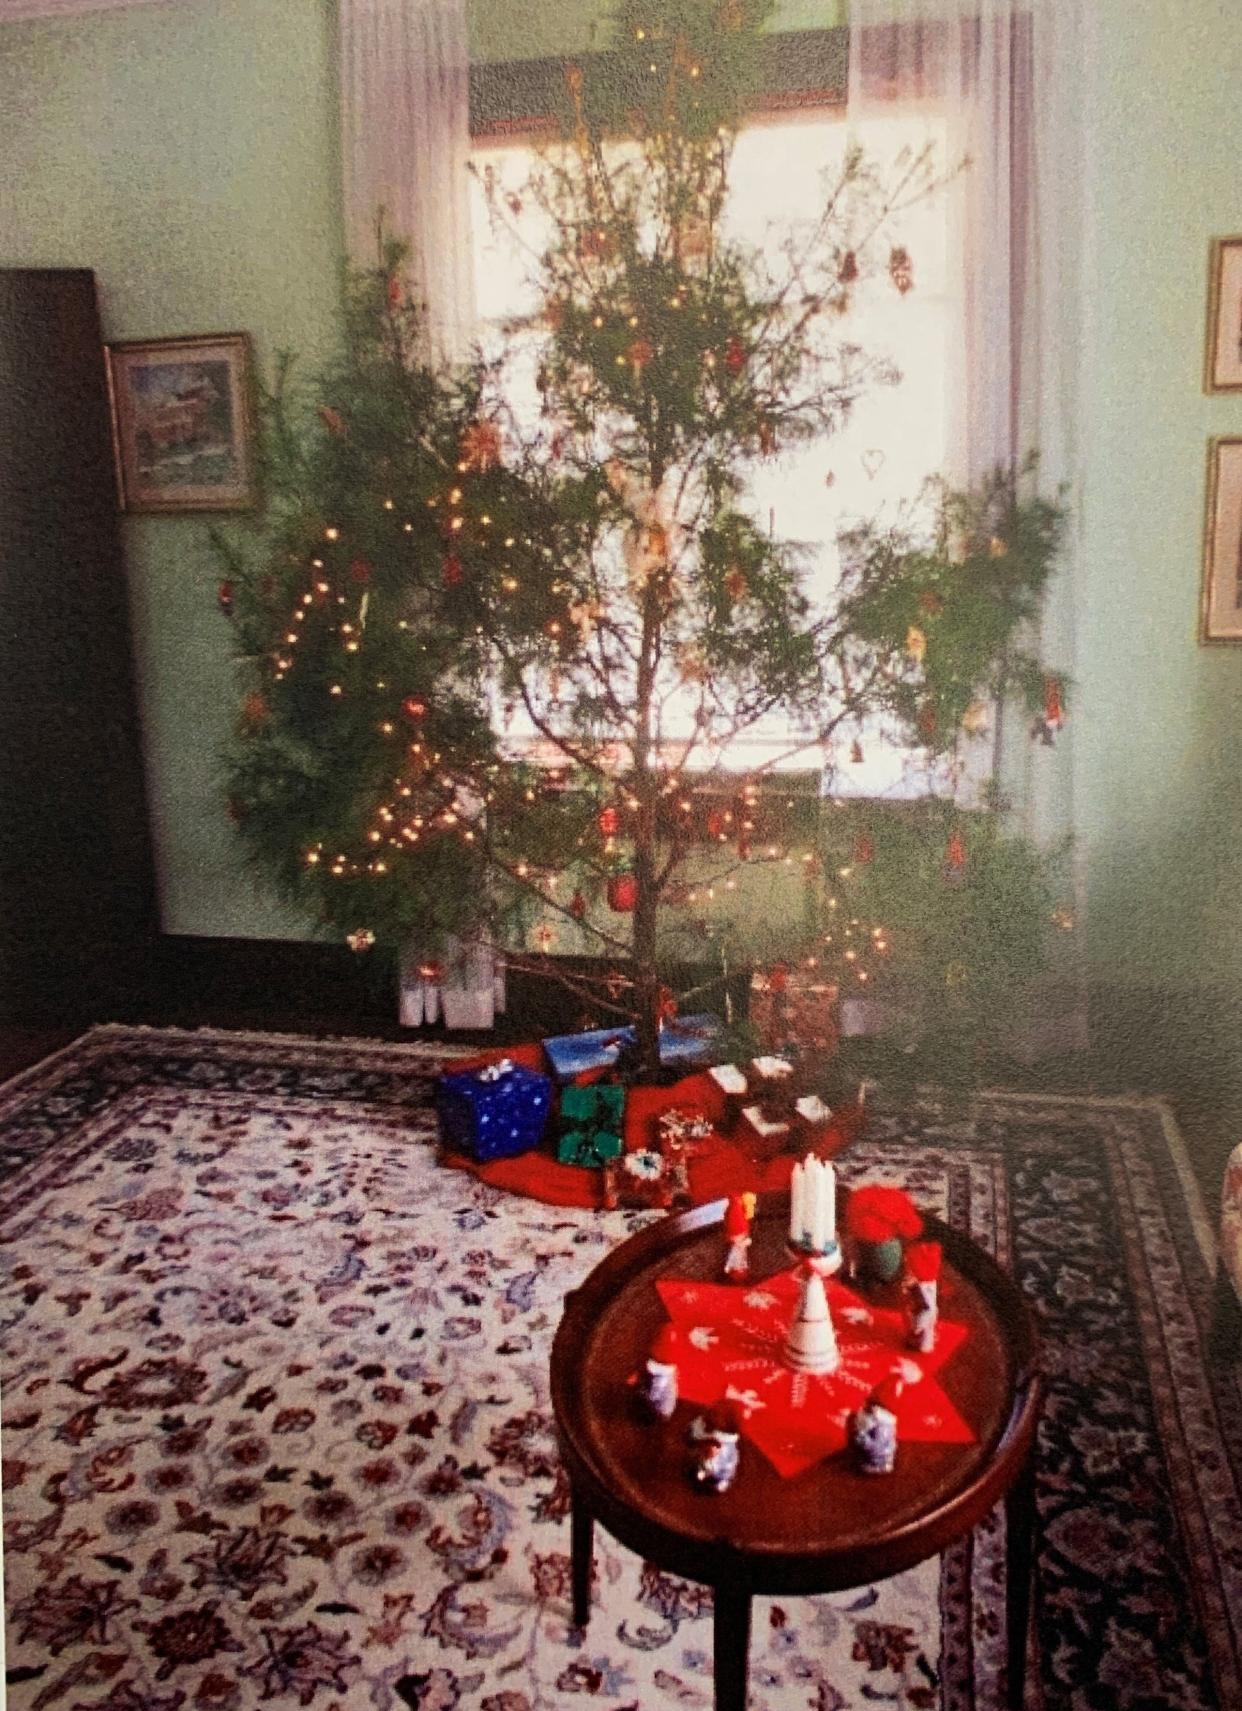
<box><xmin>607</xmin><ymin>871</ymin><xmax>638</xmax><ymax>913</ymax></box>
<box><xmin>724</xmin><ymin>565</ymin><xmax>749</xmax><ymax>603</ymax></box>
<box><xmin>460</xmin><ymin>419</ymin><xmax>503</xmax><ymax>472</ymax></box>
<box><xmin>724</xmin><ymin>335</ymin><xmax>746</xmax><ymax>375</ymax></box>
<box><xmin>657</xmin><ymin>985</ymin><xmax>678</xmax><ymax>1023</ymax></box>
<box><xmin>569</xmin><ymin>889</ymin><xmax>587</xmax><ymax>920</ymax></box>
<box><xmin>402</xmin><ymin>696</ymin><xmax>428</xmax><ymax>721</ymax></box>
<box><xmin>768</xmin><ymin>962</ymin><xmax>789</xmax><ymax>996</ymax></box>
<box><xmin>916</xmin><ymin>703</ymin><xmax>938</xmax><ymax>740</ymax></box>
<box><xmin>706</xmin><ymin>809</ymin><xmax>727</xmax><ymax>840</ymax></box>
<box><xmin>388</xmin><ymin>274</ymin><xmax>403</xmax><ymax>307</ymax></box>
<box><xmin>442</xmin><ymin>552</ymin><xmax>464</xmax><ymax>587</ymax></box>
<box><xmin>889</xmin><ymin>246</ymin><xmax>914</xmax><ymax>295</ymax></box>
<box><xmin>217</xmin><ymin>579</ymin><xmax>234</xmax><ymax>616</ymax></box>
<box><xmin>946</xmin><ymin>830</ymin><xmax>967</xmax><ymax>871</ymax></box>
<box><xmin>241</xmin><ymin>692</ymin><xmax>269</xmax><ymax>729</ymax></box>
<box><xmin>350</xmin><ymin>558</ymin><xmax>372</xmax><ymax>584</ymax></box>
<box><xmin>1044</xmin><ymin>676</ymin><xmax>1064</xmax><ymax>729</ymax></box>
<box><xmin>850</xmin><ymin>739</ymin><xmax>865</xmax><ymax>765</ymax></box>
<box><xmin>597</xmin><ymin>805</ymin><xmax>621</xmax><ymax>838</ymax></box>
<box><xmin>837</xmin><ymin>249</ymin><xmax>859</xmax><ymax>285</ymax></box>
<box><xmin>627</xmin><ymin>338</ymin><xmax>655</xmax><ymax>372</ymax></box>
<box><xmin>853</xmin><ymin>833</ymin><xmax>875</xmax><ymax>865</ymax></box>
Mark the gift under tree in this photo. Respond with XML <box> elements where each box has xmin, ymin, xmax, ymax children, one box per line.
<box><xmin>218</xmin><ymin>0</ymin><xmax>1069</xmax><ymax>1085</ymax></box>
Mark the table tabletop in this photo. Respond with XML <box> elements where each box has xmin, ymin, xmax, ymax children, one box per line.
<box><xmin>551</xmin><ymin>1189</ymin><xmax>1042</xmax><ymax>1597</ymax></box>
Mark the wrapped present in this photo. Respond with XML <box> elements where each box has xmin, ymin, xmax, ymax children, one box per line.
<box><xmin>557</xmin><ymin>1083</ymin><xmax>626</xmax><ymax>1167</ymax></box>
<box><xmin>749</xmin><ymin>970</ymin><xmax>839</xmax><ymax>1056</ymax></box>
<box><xmin>793</xmin><ymin>1093</ymin><xmax>835</xmax><ymax>1146</ymax></box>
<box><xmin>737</xmin><ymin>1102</ymin><xmax>793</xmax><ymax>1163</ymax></box>
<box><xmin>707</xmin><ymin>1062</ymin><xmax>749</xmax><ymax>1127</ymax></box>
<box><xmin>543</xmin><ymin>1013</ymin><xmax>725</xmax><ymax>1084</ymax></box>
<box><xmin>601</xmin><ymin>1147</ymin><xmax>691</xmax><ymax>1211</ymax></box>
<box><xmin>655</xmin><ymin>1105</ymin><xmax>717</xmax><ymax>1159</ymax></box>
<box><xmin>434</xmin><ymin>1058</ymin><xmax>553</xmax><ymax>1163</ymax></box>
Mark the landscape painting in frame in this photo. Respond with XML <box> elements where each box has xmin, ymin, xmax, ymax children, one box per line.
<box><xmin>107</xmin><ymin>333</ymin><xmax>257</xmax><ymax>512</ymax></box>
<box><xmin>1201</xmin><ymin>436</ymin><xmax>1242</xmax><ymax>644</ymax></box>
<box><xmin>1205</xmin><ymin>236</ymin><xmax>1242</xmax><ymax>392</ymax></box>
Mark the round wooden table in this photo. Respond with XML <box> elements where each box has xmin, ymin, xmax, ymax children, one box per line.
<box><xmin>550</xmin><ymin>1192</ymin><xmax>1043</xmax><ymax>1711</ymax></box>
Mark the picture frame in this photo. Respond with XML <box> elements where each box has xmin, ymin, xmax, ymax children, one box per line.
<box><xmin>1204</xmin><ymin>237</ymin><xmax>1242</xmax><ymax>393</ymax></box>
<box><xmin>106</xmin><ymin>332</ymin><xmax>258</xmax><ymax>512</ymax></box>
<box><xmin>1200</xmin><ymin>436</ymin><xmax>1242</xmax><ymax>644</ymax></box>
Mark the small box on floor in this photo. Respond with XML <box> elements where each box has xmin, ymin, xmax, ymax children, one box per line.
<box><xmin>542</xmin><ymin>1014</ymin><xmax>725</xmax><ymax>1084</ymax></box>
<box><xmin>558</xmin><ymin>1083</ymin><xmax>626</xmax><ymax>1167</ymax></box>
<box><xmin>434</xmin><ymin>1059</ymin><xmax>553</xmax><ymax>1162</ymax></box>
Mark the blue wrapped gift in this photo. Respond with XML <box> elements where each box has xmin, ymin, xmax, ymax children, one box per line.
<box><xmin>542</xmin><ymin>1014</ymin><xmax>724</xmax><ymax>1084</ymax></box>
<box><xmin>434</xmin><ymin>1058</ymin><xmax>553</xmax><ymax>1162</ymax></box>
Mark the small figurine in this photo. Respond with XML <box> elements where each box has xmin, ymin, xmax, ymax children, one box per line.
<box><xmin>690</xmin><ymin>1400</ymin><xmax>742</xmax><ymax>1492</ymax></box>
<box><xmin>723</xmin><ymin>1192</ymin><xmax>755</xmax><ymax>1281</ymax></box>
<box><xmin>639</xmin><ymin>1324</ymin><xmax>682</xmax><ymax>1420</ymax></box>
<box><xmin>904</xmin><ymin>1240</ymin><xmax>942</xmax><ymax>1354</ymax></box>
<box><xmin>849</xmin><ymin>1375</ymin><xmax>903</xmax><ymax>1475</ymax></box>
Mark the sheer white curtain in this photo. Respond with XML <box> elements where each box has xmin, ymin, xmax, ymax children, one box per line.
<box><xmin>848</xmin><ymin>0</ymin><xmax>1088</xmax><ymax>1052</ymax></box>
<box><xmin>339</xmin><ymin>0</ymin><xmax>476</xmax><ymax>364</ymax></box>
<box><xmin>340</xmin><ymin>0</ymin><xmax>501</xmax><ymax>1025</ymax></box>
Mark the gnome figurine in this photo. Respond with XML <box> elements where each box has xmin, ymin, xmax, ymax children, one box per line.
<box><xmin>904</xmin><ymin>1241</ymin><xmax>942</xmax><ymax>1354</ymax></box>
<box><xmin>639</xmin><ymin>1324</ymin><xmax>682</xmax><ymax>1421</ymax></box>
<box><xmin>690</xmin><ymin>1399</ymin><xmax>743</xmax><ymax>1492</ymax></box>
<box><xmin>723</xmin><ymin>1193</ymin><xmax>755</xmax><ymax>1282</ymax></box>
<box><xmin>849</xmin><ymin>1376</ymin><xmax>903</xmax><ymax>1475</ymax></box>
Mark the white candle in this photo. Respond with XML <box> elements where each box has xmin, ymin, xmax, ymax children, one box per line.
<box><xmin>790</xmin><ymin>1159</ymin><xmax>803</xmax><ymax>1246</ymax></box>
<box><xmin>822</xmin><ymin>1158</ymin><xmax>836</xmax><ymax>1244</ymax></box>
<box><xmin>810</xmin><ymin>1160</ymin><xmax>826</xmax><ymax>1249</ymax></box>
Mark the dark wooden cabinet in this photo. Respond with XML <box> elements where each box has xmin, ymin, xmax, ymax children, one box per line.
<box><xmin>0</xmin><ymin>269</ymin><xmax>158</xmax><ymax>1026</ymax></box>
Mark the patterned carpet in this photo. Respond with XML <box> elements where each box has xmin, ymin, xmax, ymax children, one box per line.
<box><xmin>1</xmin><ymin>1025</ymin><xmax>1239</xmax><ymax>1711</ymax></box>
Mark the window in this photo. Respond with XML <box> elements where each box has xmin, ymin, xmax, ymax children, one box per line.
<box><xmin>468</xmin><ymin>104</ymin><xmax>950</xmax><ymax>798</ymax></box>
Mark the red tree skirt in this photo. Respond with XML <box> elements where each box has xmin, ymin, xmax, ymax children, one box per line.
<box><xmin>439</xmin><ymin>1044</ymin><xmax>859</xmax><ymax>1210</ymax></box>
<box><xmin>656</xmin><ymin>1267</ymin><xmax>974</xmax><ymax>1478</ymax></box>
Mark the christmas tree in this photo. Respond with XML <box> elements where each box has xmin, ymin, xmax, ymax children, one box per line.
<box><xmin>219</xmin><ymin>0</ymin><xmax>1067</xmax><ymax>1081</ymax></box>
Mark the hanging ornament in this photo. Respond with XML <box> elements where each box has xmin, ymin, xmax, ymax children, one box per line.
<box><xmin>350</xmin><ymin>558</ymin><xmax>372</xmax><ymax>585</ymax></box>
<box><xmin>724</xmin><ymin>335</ymin><xmax>746</xmax><ymax>375</ymax></box>
<box><xmin>1031</xmin><ymin>675</ymin><xmax>1064</xmax><ymax>746</ymax></box>
<box><xmin>579</xmin><ymin>226</ymin><xmax>612</xmax><ymax>262</ymax></box>
<box><xmin>627</xmin><ymin>338</ymin><xmax>655</xmax><ymax>374</ymax></box>
<box><xmin>905</xmin><ymin>625</ymin><xmax>927</xmax><ymax>665</ymax></box>
<box><xmin>707</xmin><ymin>808</ymin><xmax>727</xmax><ymax>840</ymax></box>
<box><xmin>347</xmin><ymin>928</ymin><xmax>376</xmax><ymax>953</ymax></box>
<box><xmin>837</xmin><ymin>249</ymin><xmax>860</xmax><ymax>285</ymax></box>
<box><xmin>854</xmin><ymin>833</ymin><xmax>875</xmax><ymax>865</ymax></box>
<box><xmin>569</xmin><ymin>889</ymin><xmax>588</xmax><ymax>920</ymax></box>
<box><xmin>945</xmin><ymin>830</ymin><xmax>967</xmax><ymax>872</ymax></box>
<box><xmin>888</xmin><ymin>246</ymin><xmax>914</xmax><ymax>295</ymax></box>
<box><xmin>318</xmin><ymin>405</ymin><xmax>345</xmax><ymax>436</ymax></box>
<box><xmin>597</xmin><ymin>804</ymin><xmax>621</xmax><ymax>838</ymax></box>
<box><xmin>850</xmin><ymin>739</ymin><xmax>865</xmax><ymax>765</ymax></box>
<box><xmin>607</xmin><ymin>871</ymin><xmax>638</xmax><ymax>913</ymax></box>
<box><xmin>916</xmin><ymin>703</ymin><xmax>938</xmax><ymax>741</ymax></box>
<box><xmin>534</xmin><ymin>924</ymin><xmax>557</xmax><ymax>951</ymax></box>
<box><xmin>217</xmin><ymin>579</ymin><xmax>234</xmax><ymax>616</ymax></box>
<box><xmin>442</xmin><ymin>552</ymin><xmax>464</xmax><ymax>587</ymax></box>
<box><xmin>387</xmin><ymin>274</ymin><xmax>403</xmax><ymax>308</ymax></box>
<box><xmin>758</xmin><ymin>420</ymin><xmax>777</xmax><ymax>457</ymax></box>
<box><xmin>657</xmin><ymin>985</ymin><xmax>679</xmax><ymax>1023</ymax></box>
<box><xmin>460</xmin><ymin>419</ymin><xmax>503</xmax><ymax>472</ymax></box>
<box><xmin>241</xmin><ymin>691</ymin><xmax>269</xmax><ymax>729</ymax></box>
<box><xmin>402</xmin><ymin>695</ymin><xmax>428</xmax><ymax>722</ymax></box>
<box><xmin>724</xmin><ymin>565</ymin><xmax>749</xmax><ymax>602</ymax></box>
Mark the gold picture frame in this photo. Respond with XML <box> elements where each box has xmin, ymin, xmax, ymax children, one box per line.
<box><xmin>1200</xmin><ymin>435</ymin><xmax>1242</xmax><ymax>644</ymax></box>
<box><xmin>106</xmin><ymin>332</ymin><xmax>258</xmax><ymax>513</ymax></box>
<box><xmin>1204</xmin><ymin>237</ymin><xmax>1242</xmax><ymax>393</ymax></box>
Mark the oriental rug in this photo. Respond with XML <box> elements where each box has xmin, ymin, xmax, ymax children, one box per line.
<box><xmin>1</xmin><ymin>1025</ymin><xmax>1239</xmax><ymax>1711</ymax></box>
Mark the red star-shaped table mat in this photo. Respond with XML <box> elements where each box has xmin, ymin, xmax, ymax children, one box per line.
<box><xmin>655</xmin><ymin>1267</ymin><xmax>976</xmax><ymax>1478</ymax></box>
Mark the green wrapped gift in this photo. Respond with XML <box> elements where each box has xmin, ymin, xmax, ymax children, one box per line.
<box><xmin>557</xmin><ymin>1084</ymin><xmax>625</xmax><ymax>1168</ymax></box>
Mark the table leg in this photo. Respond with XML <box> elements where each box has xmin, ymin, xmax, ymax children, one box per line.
<box><xmin>713</xmin><ymin>1580</ymin><xmax>752</xmax><ymax>1711</ymax></box>
<box><xmin>1006</xmin><ymin>1445</ymin><xmax>1037</xmax><ymax>1709</ymax></box>
<box><xmin>570</xmin><ymin>1491</ymin><xmax>594</xmax><ymax>1629</ymax></box>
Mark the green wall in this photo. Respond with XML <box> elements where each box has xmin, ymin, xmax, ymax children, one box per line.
<box><xmin>0</xmin><ymin>0</ymin><xmax>342</xmax><ymax>939</ymax></box>
<box><xmin>1076</xmin><ymin>0</ymin><xmax>1242</xmax><ymax>1028</ymax></box>
<box><xmin>4</xmin><ymin>0</ymin><xmax>1242</xmax><ymax>1071</ymax></box>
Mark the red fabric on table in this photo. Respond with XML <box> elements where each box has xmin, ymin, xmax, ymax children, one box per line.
<box><xmin>653</xmin><ymin>1266</ymin><xmax>974</xmax><ymax>1478</ymax></box>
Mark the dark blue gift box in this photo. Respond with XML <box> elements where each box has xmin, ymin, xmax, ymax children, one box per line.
<box><xmin>542</xmin><ymin>1013</ymin><xmax>724</xmax><ymax>1084</ymax></box>
<box><xmin>434</xmin><ymin>1059</ymin><xmax>553</xmax><ymax>1162</ymax></box>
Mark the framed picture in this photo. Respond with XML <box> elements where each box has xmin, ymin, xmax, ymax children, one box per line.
<box><xmin>106</xmin><ymin>333</ymin><xmax>258</xmax><ymax>512</ymax></box>
<box><xmin>1204</xmin><ymin>237</ymin><xmax>1242</xmax><ymax>393</ymax></box>
<box><xmin>1201</xmin><ymin>436</ymin><xmax>1242</xmax><ymax>643</ymax></box>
